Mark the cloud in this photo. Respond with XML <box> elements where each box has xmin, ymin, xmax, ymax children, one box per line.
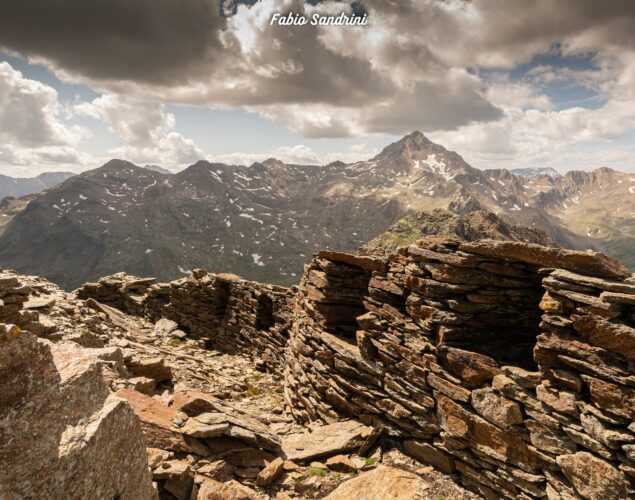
<box><xmin>0</xmin><ymin>62</ymin><xmax>82</xmax><ymax>148</ymax></box>
<box><xmin>323</xmin><ymin>143</ymin><xmax>379</xmax><ymax>164</ymax></box>
<box><xmin>429</xmin><ymin>97</ymin><xmax>635</xmax><ymax>170</ymax></box>
<box><xmin>207</xmin><ymin>144</ymin><xmax>320</xmax><ymax>166</ymax></box>
<box><xmin>0</xmin><ymin>0</ymin><xmax>226</xmax><ymax>86</ymax></box>
<box><xmin>75</xmin><ymin>94</ymin><xmax>203</xmax><ymax>166</ymax></box>
<box><xmin>1</xmin><ymin>0</ymin><xmax>635</xmax><ymax>169</ymax></box>
<box><xmin>0</xmin><ymin>0</ymin><xmax>502</xmax><ymax>138</ymax></box>
<box><xmin>207</xmin><ymin>141</ymin><xmax>381</xmax><ymax>166</ymax></box>
<box><xmin>0</xmin><ymin>61</ymin><xmax>90</xmax><ymax>173</ymax></box>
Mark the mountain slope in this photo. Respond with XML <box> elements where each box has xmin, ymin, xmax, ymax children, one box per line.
<box><xmin>0</xmin><ymin>132</ymin><xmax>632</xmax><ymax>290</ymax></box>
<box><xmin>0</xmin><ymin>171</ymin><xmax>74</xmax><ymax>198</ymax></box>
<box><xmin>364</xmin><ymin>209</ymin><xmax>554</xmax><ymax>252</ymax></box>
<box><xmin>511</xmin><ymin>167</ymin><xmax>560</xmax><ymax>179</ymax></box>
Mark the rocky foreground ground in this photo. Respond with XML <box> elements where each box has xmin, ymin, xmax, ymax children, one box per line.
<box><xmin>2</xmin><ymin>237</ymin><xmax>635</xmax><ymax>499</ymax></box>
<box><xmin>0</xmin><ymin>268</ymin><xmax>477</xmax><ymax>499</ymax></box>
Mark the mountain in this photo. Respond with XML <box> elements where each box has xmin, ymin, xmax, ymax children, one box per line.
<box><xmin>0</xmin><ymin>132</ymin><xmax>633</xmax><ymax>290</ymax></box>
<box><xmin>0</xmin><ymin>194</ymin><xmax>35</xmax><ymax>235</ymax></box>
<box><xmin>364</xmin><ymin>209</ymin><xmax>554</xmax><ymax>252</ymax></box>
<box><xmin>511</xmin><ymin>167</ymin><xmax>560</xmax><ymax>179</ymax></box>
<box><xmin>143</xmin><ymin>164</ymin><xmax>171</xmax><ymax>174</ymax></box>
<box><xmin>0</xmin><ymin>171</ymin><xmax>74</xmax><ymax>198</ymax></box>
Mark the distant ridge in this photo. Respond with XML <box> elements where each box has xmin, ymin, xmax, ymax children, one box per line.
<box><xmin>0</xmin><ymin>132</ymin><xmax>632</xmax><ymax>290</ymax></box>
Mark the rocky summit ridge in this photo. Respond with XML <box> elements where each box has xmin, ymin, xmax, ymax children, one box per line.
<box><xmin>0</xmin><ymin>132</ymin><xmax>633</xmax><ymax>290</ymax></box>
<box><xmin>2</xmin><ymin>233</ymin><xmax>635</xmax><ymax>499</ymax></box>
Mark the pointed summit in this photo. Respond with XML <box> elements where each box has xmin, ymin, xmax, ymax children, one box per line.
<box><xmin>398</xmin><ymin>130</ymin><xmax>434</xmax><ymax>149</ymax></box>
<box><xmin>376</xmin><ymin>131</ymin><xmax>439</xmax><ymax>159</ymax></box>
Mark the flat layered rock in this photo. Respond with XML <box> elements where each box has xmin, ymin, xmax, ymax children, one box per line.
<box><xmin>281</xmin><ymin>420</ymin><xmax>376</xmax><ymax>462</ymax></box>
<box><xmin>324</xmin><ymin>465</ymin><xmax>430</xmax><ymax>499</ymax></box>
<box><xmin>115</xmin><ymin>388</ymin><xmax>208</xmax><ymax>455</ymax></box>
<box><xmin>316</xmin><ymin>250</ymin><xmax>387</xmax><ymax>272</ymax></box>
<box><xmin>171</xmin><ymin>389</ymin><xmax>281</xmax><ymax>452</ymax></box>
<box><xmin>459</xmin><ymin>240</ymin><xmax>630</xmax><ymax>279</ymax></box>
<box><xmin>557</xmin><ymin>452</ymin><xmax>631</xmax><ymax>499</ymax></box>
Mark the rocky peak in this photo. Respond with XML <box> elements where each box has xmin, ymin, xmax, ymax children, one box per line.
<box><xmin>375</xmin><ymin>131</ymin><xmax>437</xmax><ymax>160</ymax></box>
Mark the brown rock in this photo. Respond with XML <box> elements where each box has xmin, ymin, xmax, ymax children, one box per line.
<box><xmin>256</xmin><ymin>457</ymin><xmax>285</xmax><ymax>486</ymax></box>
<box><xmin>525</xmin><ymin>420</ymin><xmax>576</xmax><ymax>455</ymax></box>
<box><xmin>403</xmin><ymin>439</ymin><xmax>455</xmax><ymax>473</ymax></box>
<box><xmin>550</xmin><ymin>269</ymin><xmax>635</xmax><ymax>293</ymax></box>
<box><xmin>325</xmin><ymin>455</ymin><xmax>357</xmax><ymax>473</ymax></box>
<box><xmin>128</xmin><ymin>356</ymin><xmax>173</xmax><ymax>382</ymax></box>
<box><xmin>282</xmin><ymin>420</ymin><xmax>375</xmax><ymax>462</ymax></box>
<box><xmin>165</xmin><ymin>475</ymin><xmax>193</xmax><ymax>500</ymax></box>
<box><xmin>147</xmin><ymin>447</ymin><xmax>172</xmax><ymax>469</ymax></box>
<box><xmin>502</xmin><ymin>366</ymin><xmax>542</xmax><ymax>389</ymax></box>
<box><xmin>471</xmin><ymin>387</ymin><xmax>523</xmax><ymax>429</ymax></box>
<box><xmin>601</xmin><ymin>291</ymin><xmax>635</xmax><ymax>305</ymax></box>
<box><xmin>585</xmin><ymin>376</ymin><xmax>635</xmax><ymax>419</ymax></box>
<box><xmin>536</xmin><ymin>381</ymin><xmax>579</xmax><ymax>417</ymax></box>
<box><xmin>153</xmin><ymin>459</ymin><xmax>191</xmax><ymax>480</ymax></box>
<box><xmin>283</xmin><ymin>460</ymin><xmax>299</xmax><ymax>471</ymax></box>
<box><xmin>181</xmin><ymin>418</ymin><xmax>230</xmax><ymax>439</ymax></box>
<box><xmin>115</xmin><ymin>388</ymin><xmax>209</xmax><ymax>455</ymax></box>
<box><xmin>196</xmin><ymin>460</ymin><xmax>234</xmax><ymax>482</ymax></box>
<box><xmin>574</xmin><ymin>315</ymin><xmax>635</xmax><ymax>360</ymax></box>
<box><xmin>0</xmin><ymin>328</ymin><xmax>154</xmax><ymax>499</ymax></box>
<box><xmin>323</xmin><ymin>465</ymin><xmax>429</xmax><ymax>499</ymax></box>
<box><xmin>459</xmin><ymin>240</ymin><xmax>630</xmax><ymax>279</ymax></box>
<box><xmin>316</xmin><ymin>250</ymin><xmax>387</xmax><ymax>272</ymax></box>
<box><xmin>194</xmin><ymin>477</ymin><xmax>258</xmax><ymax>500</ymax></box>
<box><xmin>426</xmin><ymin>372</ymin><xmax>471</xmax><ymax>402</ymax></box>
<box><xmin>557</xmin><ymin>452</ymin><xmax>630</xmax><ymax>499</ymax></box>
<box><xmin>437</xmin><ymin>394</ymin><xmax>543</xmax><ymax>472</ymax></box>
<box><xmin>438</xmin><ymin>346</ymin><xmax>501</xmax><ymax>388</ymax></box>
<box><xmin>128</xmin><ymin>376</ymin><xmax>157</xmax><ymax>395</ymax></box>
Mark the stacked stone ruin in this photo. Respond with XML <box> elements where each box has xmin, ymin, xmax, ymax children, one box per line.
<box><xmin>79</xmin><ymin>269</ymin><xmax>294</xmax><ymax>371</ymax></box>
<box><xmin>77</xmin><ymin>238</ymin><xmax>635</xmax><ymax>499</ymax></box>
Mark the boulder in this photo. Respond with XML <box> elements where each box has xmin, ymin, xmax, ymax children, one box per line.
<box><xmin>193</xmin><ymin>477</ymin><xmax>258</xmax><ymax>500</ymax></box>
<box><xmin>282</xmin><ymin>420</ymin><xmax>376</xmax><ymax>462</ymax></box>
<box><xmin>128</xmin><ymin>356</ymin><xmax>172</xmax><ymax>382</ymax></box>
<box><xmin>325</xmin><ymin>455</ymin><xmax>357</xmax><ymax>473</ymax></box>
<box><xmin>256</xmin><ymin>457</ymin><xmax>285</xmax><ymax>486</ymax></box>
<box><xmin>323</xmin><ymin>465</ymin><xmax>430</xmax><ymax>499</ymax></box>
<box><xmin>0</xmin><ymin>325</ymin><xmax>154</xmax><ymax>499</ymax></box>
<box><xmin>115</xmin><ymin>388</ymin><xmax>208</xmax><ymax>455</ymax></box>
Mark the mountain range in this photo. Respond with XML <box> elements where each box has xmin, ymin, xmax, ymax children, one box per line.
<box><xmin>0</xmin><ymin>131</ymin><xmax>633</xmax><ymax>290</ymax></box>
<box><xmin>0</xmin><ymin>171</ymin><xmax>74</xmax><ymax>198</ymax></box>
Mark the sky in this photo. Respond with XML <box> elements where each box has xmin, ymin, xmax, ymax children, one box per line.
<box><xmin>1</xmin><ymin>0</ymin><xmax>634</xmax><ymax>177</ymax></box>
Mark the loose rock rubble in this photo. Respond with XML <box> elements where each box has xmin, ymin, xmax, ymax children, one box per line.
<box><xmin>2</xmin><ymin>234</ymin><xmax>635</xmax><ymax>499</ymax></box>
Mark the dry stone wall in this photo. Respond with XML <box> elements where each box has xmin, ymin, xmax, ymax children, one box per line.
<box><xmin>78</xmin><ymin>269</ymin><xmax>294</xmax><ymax>371</ymax></box>
<box><xmin>78</xmin><ymin>239</ymin><xmax>635</xmax><ymax>499</ymax></box>
<box><xmin>286</xmin><ymin>240</ymin><xmax>635</xmax><ymax>499</ymax></box>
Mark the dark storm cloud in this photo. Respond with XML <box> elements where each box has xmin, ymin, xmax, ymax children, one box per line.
<box><xmin>3</xmin><ymin>0</ymin><xmax>633</xmax><ymax>139</ymax></box>
<box><xmin>0</xmin><ymin>0</ymin><xmax>226</xmax><ymax>85</ymax></box>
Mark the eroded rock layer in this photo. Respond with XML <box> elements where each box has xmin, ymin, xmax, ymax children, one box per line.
<box><xmin>56</xmin><ymin>238</ymin><xmax>635</xmax><ymax>498</ymax></box>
